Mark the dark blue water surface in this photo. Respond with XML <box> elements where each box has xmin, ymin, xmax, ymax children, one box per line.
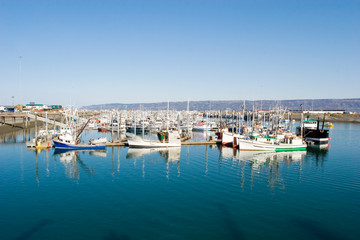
<box><xmin>0</xmin><ymin>123</ymin><xmax>359</xmax><ymax>240</ymax></box>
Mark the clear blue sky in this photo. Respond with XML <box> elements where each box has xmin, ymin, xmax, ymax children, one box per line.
<box><xmin>0</xmin><ymin>0</ymin><xmax>359</xmax><ymax>107</ymax></box>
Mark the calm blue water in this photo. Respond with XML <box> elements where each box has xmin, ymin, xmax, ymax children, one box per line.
<box><xmin>0</xmin><ymin>123</ymin><xmax>359</xmax><ymax>240</ymax></box>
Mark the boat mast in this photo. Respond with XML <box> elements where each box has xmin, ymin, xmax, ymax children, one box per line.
<box><xmin>117</xmin><ymin>111</ymin><xmax>120</xmax><ymax>140</ymax></box>
<box><xmin>142</xmin><ymin>111</ymin><xmax>145</xmax><ymax>140</ymax></box>
<box><xmin>238</xmin><ymin>111</ymin><xmax>240</xmax><ymax>134</ymax></box>
<box><xmin>134</xmin><ymin>112</ymin><xmax>136</xmax><ymax>135</ymax></box>
<box><xmin>206</xmin><ymin>112</ymin><xmax>208</xmax><ymax>140</ymax></box>
<box><xmin>45</xmin><ymin>111</ymin><xmax>48</xmax><ymax>134</ymax></box>
<box><xmin>167</xmin><ymin>101</ymin><xmax>169</xmax><ymax>131</ymax></box>
<box><xmin>300</xmin><ymin>104</ymin><xmax>303</xmax><ymax>138</ymax></box>
<box><xmin>187</xmin><ymin>99</ymin><xmax>190</xmax><ymax>136</ymax></box>
<box><xmin>232</xmin><ymin>110</ymin><xmax>235</xmax><ymax>135</ymax></box>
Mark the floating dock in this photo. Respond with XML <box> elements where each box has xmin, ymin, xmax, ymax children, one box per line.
<box><xmin>181</xmin><ymin>141</ymin><xmax>218</xmax><ymax>145</ymax></box>
<box><xmin>105</xmin><ymin>140</ymin><xmax>219</xmax><ymax>147</ymax></box>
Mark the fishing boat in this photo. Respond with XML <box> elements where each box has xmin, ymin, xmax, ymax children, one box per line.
<box><xmin>127</xmin><ymin>130</ymin><xmax>181</xmax><ymax>148</ymax></box>
<box><xmin>98</xmin><ymin>127</ymin><xmax>106</xmax><ymax>132</ymax></box>
<box><xmin>192</xmin><ymin>121</ymin><xmax>217</xmax><ymax>131</ymax></box>
<box><xmin>222</xmin><ymin>130</ymin><xmax>243</xmax><ymax>147</ymax></box>
<box><xmin>324</xmin><ymin>122</ymin><xmax>334</xmax><ymax>128</ymax></box>
<box><xmin>89</xmin><ymin>137</ymin><xmax>108</xmax><ymax>145</ymax></box>
<box><xmin>192</xmin><ymin>121</ymin><xmax>209</xmax><ymax>131</ymax></box>
<box><xmin>237</xmin><ymin>134</ymin><xmax>307</xmax><ymax>152</ymax></box>
<box><xmin>296</xmin><ymin>119</ymin><xmax>330</xmax><ymax>144</ymax></box>
<box><xmin>53</xmin><ymin>119</ymin><xmax>106</xmax><ymax>150</ymax></box>
<box><xmin>221</xmin><ymin>130</ymin><xmax>233</xmax><ymax>146</ymax></box>
<box><xmin>53</xmin><ymin>135</ymin><xmax>106</xmax><ymax>150</ymax></box>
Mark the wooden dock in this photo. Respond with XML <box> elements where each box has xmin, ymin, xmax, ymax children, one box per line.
<box><xmin>181</xmin><ymin>141</ymin><xmax>218</xmax><ymax>145</ymax></box>
<box><xmin>105</xmin><ymin>142</ymin><xmax>128</xmax><ymax>147</ymax></box>
<box><xmin>105</xmin><ymin>140</ymin><xmax>219</xmax><ymax>147</ymax></box>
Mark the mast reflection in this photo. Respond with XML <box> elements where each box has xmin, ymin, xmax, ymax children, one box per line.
<box><xmin>53</xmin><ymin>149</ymin><xmax>98</xmax><ymax>179</ymax></box>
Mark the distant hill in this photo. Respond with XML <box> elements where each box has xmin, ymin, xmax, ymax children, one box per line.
<box><xmin>81</xmin><ymin>98</ymin><xmax>360</xmax><ymax>112</ymax></box>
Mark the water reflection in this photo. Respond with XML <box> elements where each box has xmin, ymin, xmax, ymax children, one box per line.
<box><xmin>6</xmin><ymin>124</ymin><xmax>330</xmax><ymax>186</ymax></box>
<box><xmin>306</xmin><ymin>144</ymin><xmax>329</xmax><ymax>167</ymax></box>
<box><xmin>126</xmin><ymin>147</ymin><xmax>181</xmax><ymax>162</ymax></box>
<box><xmin>190</xmin><ymin>131</ymin><xmax>216</xmax><ymax>142</ymax></box>
<box><xmin>89</xmin><ymin>150</ymin><xmax>107</xmax><ymax>158</ymax></box>
<box><xmin>217</xmin><ymin>146</ymin><xmax>309</xmax><ymax>189</ymax></box>
<box><xmin>53</xmin><ymin>149</ymin><xmax>97</xmax><ymax>179</ymax></box>
<box><xmin>219</xmin><ymin>145</ymin><xmax>238</xmax><ymax>161</ymax></box>
<box><xmin>0</xmin><ymin>128</ymin><xmax>35</xmax><ymax>144</ymax></box>
<box><xmin>126</xmin><ymin>147</ymin><xmax>181</xmax><ymax>178</ymax></box>
<box><xmin>237</xmin><ymin>150</ymin><xmax>306</xmax><ymax>165</ymax></box>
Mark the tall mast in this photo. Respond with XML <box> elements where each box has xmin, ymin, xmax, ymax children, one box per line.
<box><xmin>167</xmin><ymin>101</ymin><xmax>169</xmax><ymax>131</ymax></box>
<box><xmin>187</xmin><ymin>99</ymin><xmax>190</xmax><ymax>135</ymax></box>
<box><xmin>300</xmin><ymin>104</ymin><xmax>303</xmax><ymax>138</ymax></box>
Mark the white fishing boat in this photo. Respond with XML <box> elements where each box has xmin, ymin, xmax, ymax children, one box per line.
<box><xmin>89</xmin><ymin>137</ymin><xmax>108</xmax><ymax>145</ymax></box>
<box><xmin>127</xmin><ymin>130</ymin><xmax>181</xmax><ymax>148</ymax></box>
<box><xmin>222</xmin><ymin>129</ymin><xmax>247</xmax><ymax>148</ymax></box>
<box><xmin>221</xmin><ymin>130</ymin><xmax>235</xmax><ymax>147</ymax></box>
<box><xmin>237</xmin><ymin>134</ymin><xmax>307</xmax><ymax>152</ymax></box>
<box><xmin>192</xmin><ymin>121</ymin><xmax>209</xmax><ymax>131</ymax></box>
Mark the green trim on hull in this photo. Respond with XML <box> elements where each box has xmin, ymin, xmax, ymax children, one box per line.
<box><xmin>275</xmin><ymin>147</ymin><xmax>307</xmax><ymax>152</ymax></box>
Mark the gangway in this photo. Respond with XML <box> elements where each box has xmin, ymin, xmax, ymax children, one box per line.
<box><xmin>27</xmin><ymin>113</ymin><xmax>67</xmax><ymax>128</ymax></box>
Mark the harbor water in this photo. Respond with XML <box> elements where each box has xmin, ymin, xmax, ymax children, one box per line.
<box><xmin>0</xmin><ymin>123</ymin><xmax>359</xmax><ymax>239</ymax></box>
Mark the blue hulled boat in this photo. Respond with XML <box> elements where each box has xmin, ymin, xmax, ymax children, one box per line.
<box><xmin>53</xmin><ymin>139</ymin><xmax>106</xmax><ymax>150</ymax></box>
<box><xmin>53</xmin><ymin>119</ymin><xmax>106</xmax><ymax>150</ymax></box>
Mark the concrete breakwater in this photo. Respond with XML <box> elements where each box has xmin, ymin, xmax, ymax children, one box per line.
<box><xmin>290</xmin><ymin>113</ymin><xmax>360</xmax><ymax>123</ymax></box>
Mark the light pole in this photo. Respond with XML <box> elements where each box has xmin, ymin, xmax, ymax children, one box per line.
<box><xmin>18</xmin><ymin>56</ymin><xmax>22</xmax><ymax>109</ymax></box>
<box><xmin>12</xmin><ymin>96</ymin><xmax>14</xmax><ymax>107</ymax></box>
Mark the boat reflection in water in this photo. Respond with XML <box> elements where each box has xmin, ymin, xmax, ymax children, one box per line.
<box><xmin>89</xmin><ymin>150</ymin><xmax>107</xmax><ymax>158</ymax></box>
<box><xmin>126</xmin><ymin>147</ymin><xmax>181</xmax><ymax>162</ymax></box>
<box><xmin>191</xmin><ymin>131</ymin><xmax>216</xmax><ymax>142</ymax></box>
<box><xmin>219</xmin><ymin>145</ymin><xmax>238</xmax><ymax>161</ymax></box>
<box><xmin>126</xmin><ymin>147</ymin><xmax>181</xmax><ymax>178</ymax></box>
<box><xmin>53</xmin><ymin>149</ymin><xmax>100</xmax><ymax>179</ymax></box>
<box><xmin>219</xmin><ymin>146</ymin><xmax>308</xmax><ymax>189</ymax></box>
<box><xmin>305</xmin><ymin>143</ymin><xmax>330</xmax><ymax>167</ymax></box>
<box><xmin>237</xmin><ymin>150</ymin><xmax>307</xmax><ymax>164</ymax></box>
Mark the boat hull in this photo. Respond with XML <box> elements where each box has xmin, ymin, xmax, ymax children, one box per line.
<box><xmin>127</xmin><ymin>138</ymin><xmax>181</xmax><ymax>148</ymax></box>
<box><xmin>303</xmin><ymin>129</ymin><xmax>329</xmax><ymax>143</ymax></box>
<box><xmin>238</xmin><ymin>139</ymin><xmax>306</xmax><ymax>152</ymax></box>
<box><xmin>222</xmin><ymin>131</ymin><xmax>234</xmax><ymax>146</ymax></box>
<box><xmin>53</xmin><ymin>140</ymin><xmax>106</xmax><ymax>150</ymax></box>
<box><xmin>98</xmin><ymin>127</ymin><xmax>107</xmax><ymax>132</ymax></box>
